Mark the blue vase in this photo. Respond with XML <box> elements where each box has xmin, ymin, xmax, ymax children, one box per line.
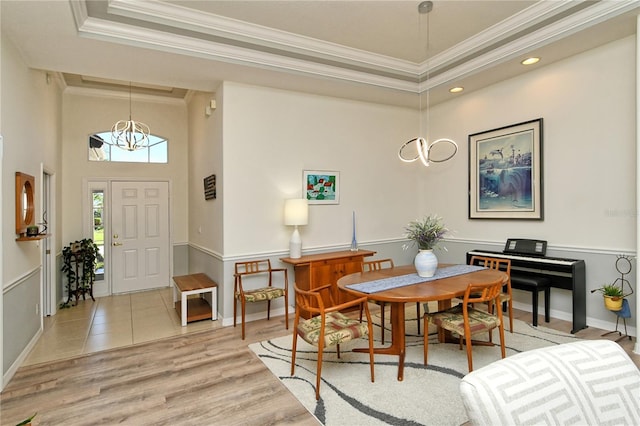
<box><xmin>415</xmin><ymin>249</ymin><xmax>437</xmax><ymax>277</ymax></box>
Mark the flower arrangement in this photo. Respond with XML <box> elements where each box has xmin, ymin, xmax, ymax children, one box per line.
<box><xmin>404</xmin><ymin>214</ymin><xmax>449</xmax><ymax>251</ymax></box>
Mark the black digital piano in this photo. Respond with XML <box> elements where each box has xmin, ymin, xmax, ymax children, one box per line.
<box><xmin>467</xmin><ymin>239</ymin><xmax>586</xmax><ymax>333</ymax></box>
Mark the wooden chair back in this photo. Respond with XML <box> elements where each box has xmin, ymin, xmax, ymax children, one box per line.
<box><xmin>293</xmin><ymin>283</ymin><xmax>336</xmax><ymax>316</ymax></box>
<box><xmin>469</xmin><ymin>256</ymin><xmax>510</xmax><ymax>276</ymax></box>
<box><xmin>235</xmin><ymin>259</ymin><xmax>272</xmax><ymax>276</ymax></box>
<box><xmin>233</xmin><ymin>259</ymin><xmax>288</xmax><ymax>339</ymax></box>
<box><xmin>291</xmin><ymin>283</ymin><xmax>375</xmax><ymax>400</ymax></box>
<box><xmin>469</xmin><ymin>255</ymin><xmax>513</xmax><ymax>332</ymax></box>
<box><xmin>463</xmin><ymin>278</ymin><xmax>504</xmax><ymax>308</ymax></box>
<box><xmin>363</xmin><ymin>258</ymin><xmax>395</xmax><ymax>272</ymax></box>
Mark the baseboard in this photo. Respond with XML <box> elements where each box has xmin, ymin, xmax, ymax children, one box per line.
<box><xmin>2</xmin><ymin>327</ymin><xmax>43</xmax><ymax>391</ymax></box>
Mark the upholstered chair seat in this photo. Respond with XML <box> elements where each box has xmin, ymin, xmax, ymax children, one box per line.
<box><xmin>297</xmin><ymin>311</ymin><xmax>369</xmax><ymax>347</ymax></box>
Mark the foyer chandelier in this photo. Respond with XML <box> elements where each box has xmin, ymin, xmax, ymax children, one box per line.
<box><xmin>398</xmin><ymin>1</ymin><xmax>458</xmax><ymax>167</ymax></box>
<box><xmin>110</xmin><ymin>82</ymin><xmax>150</xmax><ymax>151</ymax></box>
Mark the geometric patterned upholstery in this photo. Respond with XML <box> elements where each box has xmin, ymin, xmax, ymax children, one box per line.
<box><xmin>427</xmin><ymin>304</ymin><xmax>501</xmax><ymax>337</ymax></box>
<box><xmin>296</xmin><ymin>312</ymin><xmax>369</xmax><ymax>348</ymax></box>
<box><xmin>236</xmin><ymin>287</ymin><xmax>285</xmax><ymax>302</ymax></box>
<box><xmin>460</xmin><ymin>339</ymin><xmax>640</xmax><ymax>426</ymax></box>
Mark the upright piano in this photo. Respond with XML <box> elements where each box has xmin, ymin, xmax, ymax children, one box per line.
<box><xmin>467</xmin><ymin>243</ymin><xmax>586</xmax><ymax>333</ymax></box>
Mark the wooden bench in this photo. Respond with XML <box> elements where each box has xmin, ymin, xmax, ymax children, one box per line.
<box><xmin>172</xmin><ymin>273</ymin><xmax>218</xmax><ymax>326</ymax></box>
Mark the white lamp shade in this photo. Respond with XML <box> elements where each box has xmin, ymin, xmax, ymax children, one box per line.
<box><xmin>284</xmin><ymin>199</ymin><xmax>308</xmax><ymax>226</ymax></box>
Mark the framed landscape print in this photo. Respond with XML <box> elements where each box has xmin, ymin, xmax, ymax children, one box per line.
<box><xmin>468</xmin><ymin>118</ymin><xmax>543</xmax><ymax>220</ymax></box>
<box><xmin>304</xmin><ymin>170</ymin><xmax>340</xmax><ymax>204</ymax></box>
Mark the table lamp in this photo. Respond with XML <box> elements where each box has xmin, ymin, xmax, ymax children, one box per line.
<box><xmin>284</xmin><ymin>198</ymin><xmax>308</xmax><ymax>259</ymax></box>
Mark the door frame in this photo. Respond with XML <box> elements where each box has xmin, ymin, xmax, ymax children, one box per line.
<box><xmin>83</xmin><ymin>177</ymin><xmax>173</xmax><ymax>296</ymax></box>
<box><xmin>40</xmin><ymin>165</ymin><xmax>56</xmax><ymax>316</ymax></box>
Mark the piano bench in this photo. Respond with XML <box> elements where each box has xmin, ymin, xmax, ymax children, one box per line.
<box><xmin>510</xmin><ymin>274</ymin><xmax>550</xmax><ymax>326</ymax></box>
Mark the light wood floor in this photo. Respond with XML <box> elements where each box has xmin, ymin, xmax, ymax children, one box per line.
<box><xmin>1</xmin><ymin>295</ymin><xmax>638</xmax><ymax>426</ymax></box>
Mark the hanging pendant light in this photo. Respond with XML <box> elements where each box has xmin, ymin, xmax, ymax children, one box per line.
<box><xmin>110</xmin><ymin>82</ymin><xmax>150</xmax><ymax>151</ymax></box>
<box><xmin>398</xmin><ymin>1</ymin><xmax>457</xmax><ymax>167</ymax></box>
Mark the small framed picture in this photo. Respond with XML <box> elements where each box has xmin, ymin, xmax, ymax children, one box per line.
<box><xmin>469</xmin><ymin>118</ymin><xmax>543</xmax><ymax>220</ymax></box>
<box><xmin>203</xmin><ymin>174</ymin><xmax>216</xmax><ymax>200</ymax></box>
<box><xmin>303</xmin><ymin>170</ymin><xmax>340</xmax><ymax>204</ymax></box>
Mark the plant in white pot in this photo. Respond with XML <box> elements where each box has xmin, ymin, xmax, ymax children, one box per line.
<box><xmin>404</xmin><ymin>214</ymin><xmax>449</xmax><ymax>277</ymax></box>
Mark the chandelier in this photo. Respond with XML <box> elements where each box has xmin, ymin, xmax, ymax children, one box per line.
<box><xmin>110</xmin><ymin>82</ymin><xmax>150</xmax><ymax>151</ymax></box>
<box><xmin>398</xmin><ymin>1</ymin><xmax>458</xmax><ymax>167</ymax></box>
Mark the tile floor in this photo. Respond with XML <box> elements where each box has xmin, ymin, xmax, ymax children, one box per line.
<box><xmin>24</xmin><ymin>287</ymin><xmax>222</xmax><ymax>366</ymax></box>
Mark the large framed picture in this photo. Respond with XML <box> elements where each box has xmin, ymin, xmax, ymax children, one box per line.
<box><xmin>468</xmin><ymin>118</ymin><xmax>543</xmax><ymax>220</ymax></box>
<box><xmin>304</xmin><ymin>170</ymin><xmax>340</xmax><ymax>204</ymax></box>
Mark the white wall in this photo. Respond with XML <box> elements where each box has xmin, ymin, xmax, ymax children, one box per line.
<box><xmin>218</xmin><ymin>35</ymin><xmax>635</xmax><ymax>255</ymax></box>
<box><xmin>221</xmin><ymin>82</ymin><xmax>420</xmax><ymax>257</ymax></box>
<box><xmin>61</xmin><ymin>91</ymin><xmax>190</xmax><ymax>247</ymax></box>
<box><xmin>201</xmin><ymin>36</ymin><xmax>636</xmax><ymax>332</ymax></box>
<box><xmin>1</xmin><ymin>29</ymin><xmax>63</xmax><ymax>386</ymax></box>
<box><xmin>422</xmin><ymin>36</ymin><xmax>636</xmax><ymax>251</ymax></box>
<box><xmin>187</xmin><ymin>91</ymin><xmax>223</xmax><ymax>255</ymax></box>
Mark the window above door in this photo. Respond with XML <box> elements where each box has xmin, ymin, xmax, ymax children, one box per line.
<box><xmin>88</xmin><ymin>131</ymin><xmax>168</xmax><ymax>163</ymax></box>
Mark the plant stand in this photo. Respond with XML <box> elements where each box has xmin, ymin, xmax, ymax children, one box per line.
<box><xmin>600</xmin><ymin>255</ymin><xmax>634</xmax><ymax>342</ymax></box>
<box><xmin>61</xmin><ymin>239</ymin><xmax>99</xmax><ymax>308</ymax></box>
<box><xmin>602</xmin><ymin>304</ymin><xmax>632</xmax><ymax>342</ymax></box>
<box><xmin>64</xmin><ymin>251</ymin><xmax>95</xmax><ymax>306</ymax></box>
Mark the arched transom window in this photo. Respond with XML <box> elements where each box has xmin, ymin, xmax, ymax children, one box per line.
<box><xmin>88</xmin><ymin>131</ymin><xmax>168</xmax><ymax>163</ymax></box>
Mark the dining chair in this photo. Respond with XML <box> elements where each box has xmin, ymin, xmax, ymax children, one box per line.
<box><xmin>291</xmin><ymin>282</ymin><xmax>375</xmax><ymax>400</ymax></box>
<box><xmin>423</xmin><ymin>277</ymin><xmax>506</xmax><ymax>372</ymax></box>
<box><xmin>234</xmin><ymin>259</ymin><xmax>288</xmax><ymax>340</ymax></box>
<box><xmin>362</xmin><ymin>259</ymin><xmax>422</xmax><ymax>342</ymax></box>
<box><xmin>469</xmin><ymin>255</ymin><xmax>513</xmax><ymax>332</ymax></box>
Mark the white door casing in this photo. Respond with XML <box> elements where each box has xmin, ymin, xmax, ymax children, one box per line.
<box><xmin>111</xmin><ymin>181</ymin><xmax>170</xmax><ymax>294</ymax></box>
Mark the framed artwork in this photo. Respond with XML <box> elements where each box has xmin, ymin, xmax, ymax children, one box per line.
<box><xmin>304</xmin><ymin>170</ymin><xmax>340</xmax><ymax>204</ymax></box>
<box><xmin>203</xmin><ymin>174</ymin><xmax>216</xmax><ymax>200</ymax></box>
<box><xmin>468</xmin><ymin>118</ymin><xmax>543</xmax><ymax>220</ymax></box>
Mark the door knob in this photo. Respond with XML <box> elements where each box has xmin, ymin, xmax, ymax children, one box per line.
<box><xmin>113</xmin><ymin>234</ymin><xmax>119</xmax><ymax>239</ymax></box>
<box><xmin>113</xmin><ymin>242</ymin><xmax>123</xmax><ymax>246</ymax></box>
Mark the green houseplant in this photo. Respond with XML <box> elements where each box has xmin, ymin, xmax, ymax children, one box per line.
<box><xmin>60</xmin><ymin>238</ymin><xmax>100</xmax><ymax>308</ymax></box>
<box><xmin>404</xmin><ymin>214</ymin><xmax>449</xmax><ymax>277</ymax></box>
<box><xmin>593</xmin><ymin>284</ymin><xmax>624</xmax><ymax>311</ymax></box>
<box><xmin>404</xmin><ymin>214</ymin><xmax>449</xmax><ymax>251</ymax></box>
<box><xmin>16</xmin><ymin>413</ymin><xmax>37</xmax><ymax>426</ymax></box>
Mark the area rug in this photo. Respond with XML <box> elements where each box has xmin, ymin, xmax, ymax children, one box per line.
<box><xmin>249</xmin><ymin>308</ymin><xmax>580</xmax><ymax>426</ymax></box>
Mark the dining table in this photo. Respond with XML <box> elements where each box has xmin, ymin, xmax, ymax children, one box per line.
<box><xmin>337</xmin><ymin>264</ymin><xmax>508</xmax><ymax>381</ymax></box>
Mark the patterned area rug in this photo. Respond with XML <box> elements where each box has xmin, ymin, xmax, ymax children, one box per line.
<box><xmin>249</xmin><ymin>307</ymin><xmax>580</xmax><ymax>425</ymax></box>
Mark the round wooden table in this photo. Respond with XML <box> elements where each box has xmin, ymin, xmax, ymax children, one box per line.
<box><xmin>338</xmin><ymin>265</ymin><xmax>507</xmax><ymax>381</ymax></box>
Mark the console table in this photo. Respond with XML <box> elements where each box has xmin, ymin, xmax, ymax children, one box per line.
<box><xmin>281</xmin><ymin>249</ymin><xmax>375</xmax><ymax>318</ymax></box>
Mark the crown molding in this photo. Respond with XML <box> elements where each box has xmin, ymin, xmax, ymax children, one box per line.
<box><xmin>107</xmin><ymin>0</ymin><xmax>419</xmax><ymax>77</ymax></box>
<box><xmin>64</xmin><ymin>85</ymin><xmax>186</xmax><ymax>105</ymax></box>
<box><xmin>422</xmin><ymin>0</ymin><xmax>577</xmax><ymax>72</ymax></box>
<box><xmin>77</xmin><ymin>16</ymin><xmax>419</xmax><ymax>93</ymax></box>
<box><xmin>73</xmin><ymin>0</ymin><xmax>640</xmax><ymax>95</ymax></box>
<box><xmin>422</xmin><ymin>0</ymin><xmax>640</xmax><ymax>90</ymax></box>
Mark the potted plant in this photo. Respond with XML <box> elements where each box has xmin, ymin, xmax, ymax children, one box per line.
<box><xmin>593</xmin><ymin>284</ymin><xmax>624</xmax><ymax>311</ymax></box>
<box><xmin>60</xmin><ymin>238</ymin><xmax>99</xmax><ymax>308</ymax></box>
<box><xmin>404</xmin><ymin>214</ymin><xmax>449</xmax><ymax>277</ymax></box>
<box><xmin>26</xmin><ymin>225</ymin><xmax>39</xmax><ymax>237</ymax></box>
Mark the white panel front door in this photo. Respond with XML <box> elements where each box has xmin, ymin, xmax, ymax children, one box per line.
<box><xmin>111</xmin><ymin>181</ymin><xmax>170</xmax><ymax>294</ymax></box>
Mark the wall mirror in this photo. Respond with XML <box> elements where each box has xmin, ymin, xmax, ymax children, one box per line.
<box><xmin>15</xmin><ymin>172</ymin><xmax>35</xmax><ymax>235</ymax></box>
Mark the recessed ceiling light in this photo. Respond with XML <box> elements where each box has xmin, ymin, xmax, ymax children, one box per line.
<box><xmin>521</xmin><ymin>57</ymin><xmax>540</xmax><ymax>65</ymax></box>
<box><xmin>449</xmin><ymin>87</ymin><xmax>464</xmax><ymax>93</ymax></box>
